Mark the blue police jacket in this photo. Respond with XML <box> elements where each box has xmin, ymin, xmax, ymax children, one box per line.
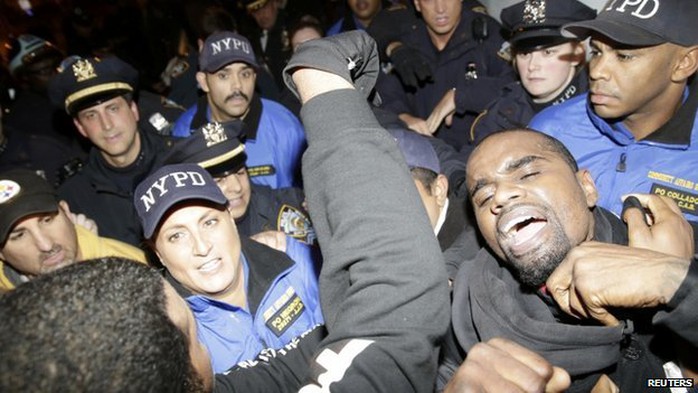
<box><xmin>530</xmin><ymin>82</ymin><xmax>698</xmax><ymax>222</ymax></box>
<box><xmin>167</xmin><ymin>237</ymin><xmax>323</xmax><ymax>373</ymax></box>
<box><xmin>172</xmin><ymin>95</ymin><xmax>306</xmax><ymax>189</ymax></box>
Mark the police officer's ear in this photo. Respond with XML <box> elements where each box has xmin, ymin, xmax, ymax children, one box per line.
<box><xmin>432</xmin><ymin>174</ymin><xmax>449</xmax><ymax>208</ymax></box>
<box><xmin>671</xmin><ymin>45</ymin><xmax>698</xmax><ymax>83</ymax></box>
<box><xmin>575</xmin><ymin>169</ymin><xmax>598</xmax><ymax>209</ymax></box>
<box><xmin>196</xmin><ymin>71</ymin><xmax>211</xmax><ymax>93</ymax></box>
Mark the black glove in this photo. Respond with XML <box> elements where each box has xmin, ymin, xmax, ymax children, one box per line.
<box><xmin>283</xmin><ymin>30</ymin><xmax>380</xmax><ymax>100</ymax></box>
<box><xmin>389</xmin><ymin>44</ymin><xmax>433</xmax><ymax>89</ymax></box>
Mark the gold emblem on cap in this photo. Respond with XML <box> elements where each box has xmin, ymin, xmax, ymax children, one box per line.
<box><xmin>202</xmin><ymin>122</ymin><xmax>228</xmax><ymax>147</ymax></box>
<box><xmin>523</xmin><ymin>0</ymin><xmax>546</xmax><ymax>25</ymax></box>
<box><xmin>243</xmin><ymin>0</ymin><xmax>268</xmax><ymax>12</ymax></box>
<box><xmin>72</xmin><ymin>59</ymin><xmax>97</xmax><ymax>82</ymax></box>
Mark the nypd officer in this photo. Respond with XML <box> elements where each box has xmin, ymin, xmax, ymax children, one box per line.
<box><xmin>469</xmin><ymin>0</ymin><xmax>596</xmax><ymax>145</ymax></box>
<box><xmin>374</xmin><ymin>0</ymin><xmax>515</xmax><ymax>151</ymax></box>
<box><xmin>164</xmin><ymin>120</ymin><xmax>315</xmax><ymax>245</ymax></box>
<box><xmin>48</xmin><ymin>56</ymin><xmax>171</xmax><ymax>246</ymax></box>
<box><xmin>134</xmin><ymin>163</ymin><xmax>323</xmax><ymax>373</ymax></box>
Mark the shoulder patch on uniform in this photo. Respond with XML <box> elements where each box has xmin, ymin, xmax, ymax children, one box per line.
<box><xmin>160</xmin><ymin>96</ymin><xmax>185</xmax><ymax>110</ymax></box>
<box><xmin>497</xmin><ymin>42</ymin><xmax>512</xmax><ymax>62</ymax></box>
<box><xmin>471</xmin><ymin>5</ymin><xmax>489</xmax><ymax>15</ymax></box>
<box><xmin>263</xmin><ymin>286</ymin><xmax>306</xmax><ymax>337</ymax></box>
<box><xmin>277</xmin><ymin>204</ymin><xmax>316</xmax><ymax>244</ymax></box>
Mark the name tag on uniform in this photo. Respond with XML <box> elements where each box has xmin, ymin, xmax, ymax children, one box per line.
<box><xmin>263</xmin><ymin>287</ymin><xmax>306</xmax><ymax>337</ymax></box>
<box><xmin>247</xmin><ymin>165</ymin><xmax>276</xmax><ymax>178</ymax></box>
<box><xmin>651</xmin><ymin>183</ymin><xmax>698</xmax><ymax>217</ymax></box>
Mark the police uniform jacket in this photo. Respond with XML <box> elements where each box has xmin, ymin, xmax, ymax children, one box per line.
<box><xmin>167</xmin><ymin>236</ymin><xmax>323</xmax><ymax>374</ymax></box>
<box><xmin>439</xmin><ymin>207</ymin><xmax>698</xmax><ymax>392</ymax></box>
<box><xmin>530</xmin><ymin>77</ymin><xmax>698</xmax><ymax>227</ymax></box>
<box><xmin>237</xmin><ymin>183</ymin><xmax>315</xmax><ymax>245</ymax></box>
<box><xmin>57</xmin><ymin>129</ymin><xmax>170</xmax><ymax>246</ymax></box>
<box><xmin>171</xmin><ymin>95</ymin><xmax>306</xmax><ymax>189</ymax></box>
<box><xmin>470</xmin><ymin>68</ymin><xmax>588</xmax><ymax>147</ymax></box>
<box><xmin>375</xmin><ymin>5</ymin><xmax>515</xmax><ymax>151</ymax></box>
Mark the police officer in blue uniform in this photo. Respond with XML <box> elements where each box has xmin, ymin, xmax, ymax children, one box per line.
<box><xmin>165</xmin><ymin>121</ymin><xmax>315</xmax><ymax>245</ymax></box>
<box><xmin>469</xmin><ymin>0</ymin><xmax>595</xmax><ymax>146</ymax></box>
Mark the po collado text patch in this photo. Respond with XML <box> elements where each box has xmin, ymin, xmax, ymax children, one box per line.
<box><xmin>263</xmin><ymin>287</ymin><xmax>306</xmax><ymax>337</ymax></box>
<box><xmin>651</xmin><ymin>184</ymin><xmax>698</xmax><ymax>217</ymax></box>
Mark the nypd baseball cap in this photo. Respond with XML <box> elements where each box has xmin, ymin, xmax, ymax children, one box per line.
<box><xmin>0</xmin><ymin>169</ymin><xmax>58</xmax><ymax>244</ymax></box>
<box><xmin>164</xmin><ymin>121</ymin><xmax>247</xmax><ymax>177</ymax></box>
<box><xmin>199</xmin><ymin>31</ymin><xmax>258</xmax><ymax>73</ymax></box>
<box><xmin>562</xmin><ymin>0</ymin><xmax>698</xmax><ymax>47</ymax></box>
<box><xmin>134</xmin><ymin>163</ymin><xmax>228</xmax><ymax>239</ymax></box>
<box><xmin>389</xmin><ymin>128</ymin><xmax>441</xmax><ymax>174</ymax></box>
<box><xmin>48</xmin><ymin>55</ymin><xmax>138</xmax><ymax>115</ymax></box>
<box><xmin>501</xmin><ymin>0</ymin><xmax>596</xmax><ymax>52</ymax></box>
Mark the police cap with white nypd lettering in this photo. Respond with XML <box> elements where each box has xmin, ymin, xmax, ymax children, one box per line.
<box><xmin>48</xmin><ymin>55</ymin><xmax>138</xmax><ymax>116</ymax></box>
<box><xmin>562</xmin><ymin>0</ymin><xmax>698</xmax><ymax>47</ymax></box>
<box><xmin>501</xmin><ymin>0</ymin><xmax>596</xmax><ymax>52</ymax></box>
<box><xmin>134</xmin><ymin>163</ymin><xmax>228</xmax><ymax>239</ymax></box>
<box><xmin>199</xmin><ymin>31</ymin><xmax>259</xmax><ymax>73</ymax></box>
<box><xmin>164</xmin><ymin>121</ymin><xmax>247</xmax><ymax>178</ymax></box>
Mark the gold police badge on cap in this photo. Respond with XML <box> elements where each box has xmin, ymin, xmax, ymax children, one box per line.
<box><xmin>523</xmin><ymin>0</ymin><xmax>547</xmax><ymax>25</ymax></box>
<box><xmin>202</xmin><ymin>122</ymin><xmax>228</xmax><ymax>147</ymax></box>
<box><xmin>72</xmin><ymin>58</ymin><xmax>97</xmax><ymax>82</ymax></box>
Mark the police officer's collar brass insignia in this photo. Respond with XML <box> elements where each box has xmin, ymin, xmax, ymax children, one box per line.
<box><xmin>523</xmin><ymin>0</ymin><xmax>546</xmax><ymax>25</ymax></box>
<box><xmin>72</xmin><ymin>59</ymin><xmax>97</xmax><ymax>82</ymax></box>
<box><xmin>202</xmin><ymin>122</ymin><xmax>228</xmax><ymax>147</ymax></box>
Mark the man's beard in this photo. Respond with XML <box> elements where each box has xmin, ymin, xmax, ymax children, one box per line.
<box><xmin>503</xmin><ymin>219</ymin><xmax>572</xmax><ymax>288</ymax></box>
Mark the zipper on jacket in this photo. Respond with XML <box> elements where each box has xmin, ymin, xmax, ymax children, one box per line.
<box><xmin>616</xmin><ymin>153</ymin><xmax>627</xmax><ymax>173</ymax></box>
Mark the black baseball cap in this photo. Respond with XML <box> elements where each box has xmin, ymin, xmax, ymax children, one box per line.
<box><xmin>199</xmin><ymin>31</ymin><xmax>259</xmax><ymax>73</ymax></box>
<box><xmin>134</xmin><ymin>164</ymin><xmax>229</xmax><ymax>239</ymax></box>
<box><xmin>562</xmin><ymin>0</ymin><xmax>698</xmax><ymax>47</ymax></box>
<box><xmin>0</xmin><ymin>169</ymin><xmax>58</xmax><ymax>244</ymax></box>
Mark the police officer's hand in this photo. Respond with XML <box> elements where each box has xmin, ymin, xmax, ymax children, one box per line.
<box><xmin>622</xmin><ymin>193</ymin><xmax>694</xmax><ymax>259</ymax></box>
<box><xmin>427</xmin><ymin>88</ymin><xmax>456</xmax><ymax>133</ymax></box>
<box><xmin>546</xmin><ymin>241</ymin><xmax>690</xmax><ymax>327</ymax></box>
<box><xmin>59</xmin><ymin>200</ymin><xmax>99</xmax><ymax>235</ymax></box>
<box><xmin>388</xmin><ymin>43</ymin><xmax>433</xmax><ymax>89</ymax></box>
<box><xmin>444</xmin><ymin>338</ymin><xmax>570</xmax><ymax>393</ymax></box>
<box><xmin>398</xmin><ymin>113</ymin><xmax>431</xmax><ymax>136</ymax></box>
